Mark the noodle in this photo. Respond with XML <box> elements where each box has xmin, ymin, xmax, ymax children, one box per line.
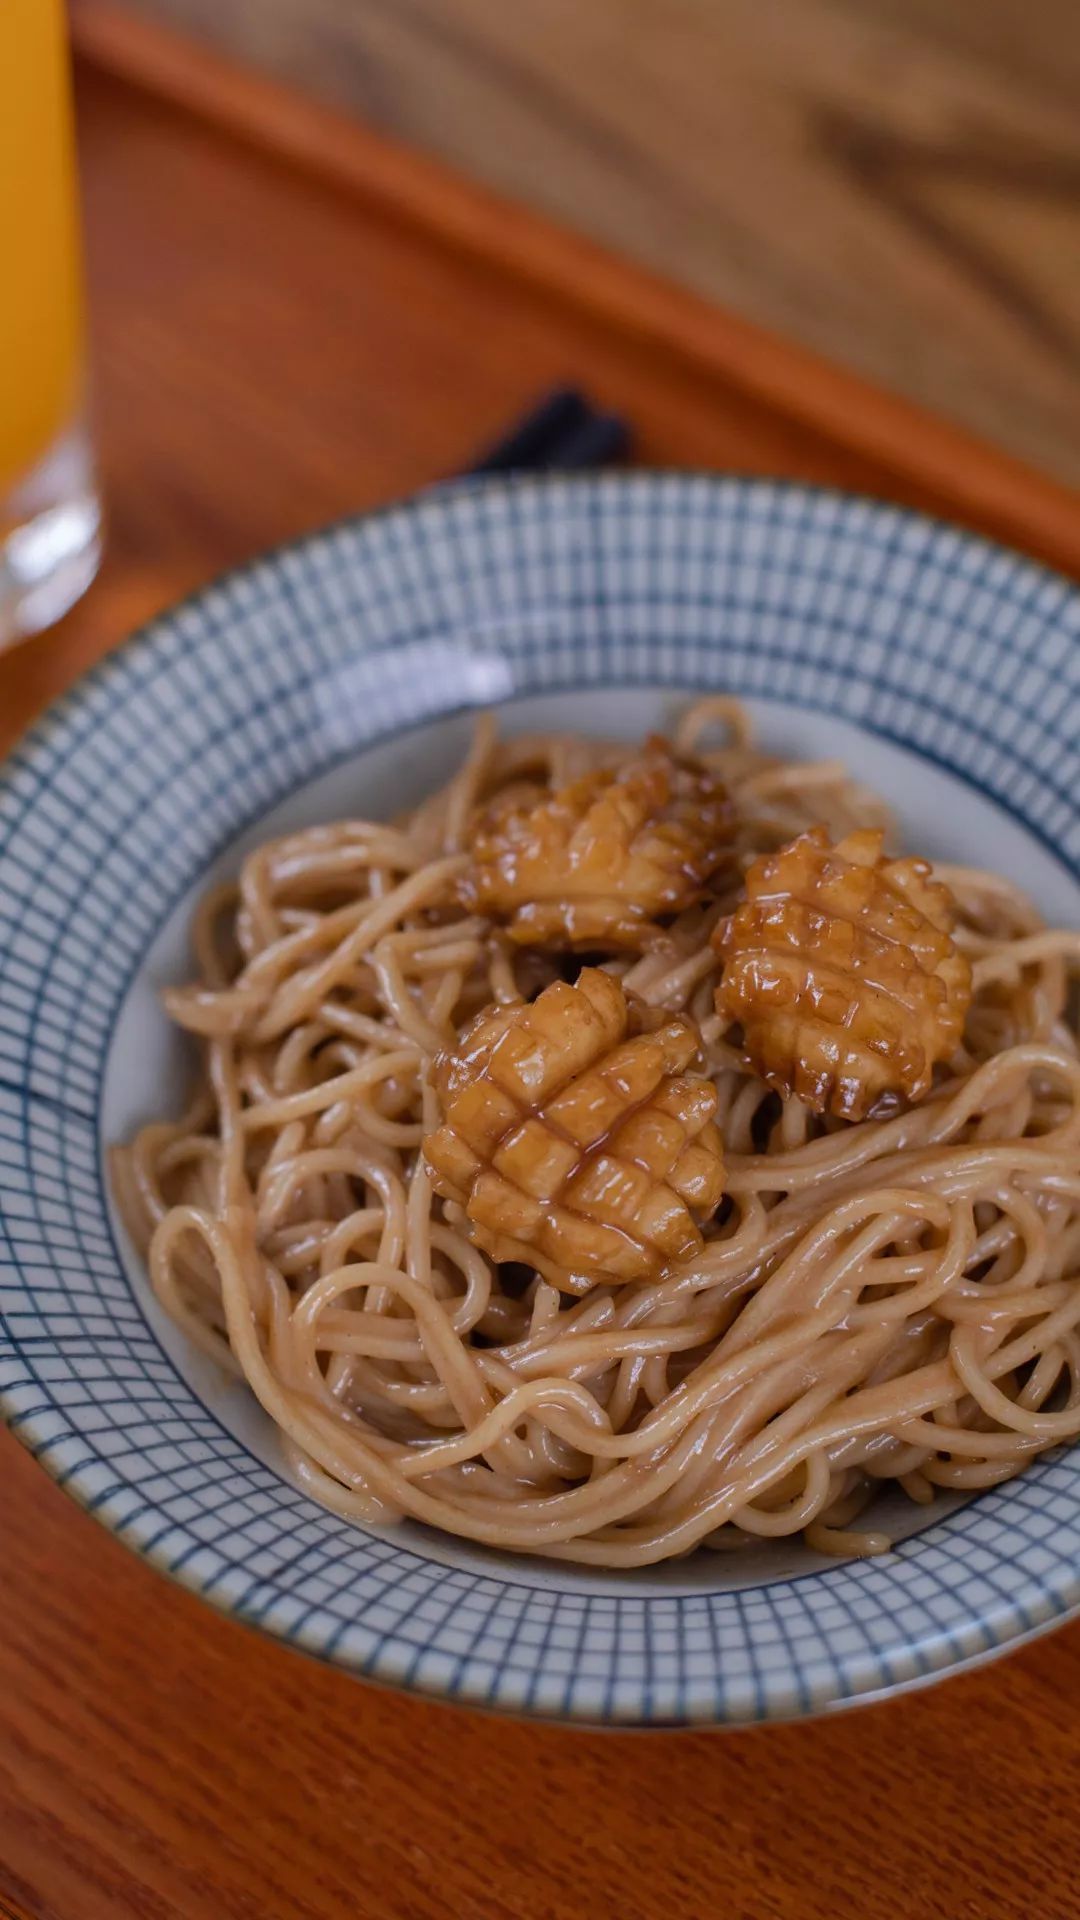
<box><xmin>113</xmin><ymin>702</ymin><xmax>1080</xmax><ymax>1566</ymax></box>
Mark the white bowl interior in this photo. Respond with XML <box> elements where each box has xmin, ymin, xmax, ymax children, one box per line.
<box><xmin>102</xmin><ymin>685</ymin><xmax>1080</xmax><ymax>1598</ymax></box>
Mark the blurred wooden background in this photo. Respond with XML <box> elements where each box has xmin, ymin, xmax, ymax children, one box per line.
<box><xmin>109</xmin><ymin>0</ymin><xmax>1080</xmax><ymax>490</ymax></box>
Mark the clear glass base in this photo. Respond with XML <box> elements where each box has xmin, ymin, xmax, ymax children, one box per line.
<box><xmin>0</xmin><ymin>417</ymin><xmax>102</xmax><ymax>649</ymax></box>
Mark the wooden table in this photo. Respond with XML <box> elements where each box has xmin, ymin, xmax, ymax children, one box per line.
<box><xmin>2</xmin><ymin>10</ymin><xmax>1079</xmax><ymax>1918</ymax></box>
<box><xmin>119</xmin><ymin>0</ymin><xmax>1080</xmax><ymax>492</ymax></box>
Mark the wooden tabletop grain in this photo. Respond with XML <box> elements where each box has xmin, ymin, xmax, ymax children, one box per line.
<box><xmin>2</xmin><ymin>12</ymin><xmax>1079</xmax><ymax>1919</ymax></box>
<box><xmin>119</xmin><ymin>0</ymin><xmax>1080</xmax><ymax>493</ymax></box>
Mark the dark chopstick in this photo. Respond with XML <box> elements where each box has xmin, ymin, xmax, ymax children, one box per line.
<box><xmin>464</xmin><ymin>385</ymin><xmax>631</xmax><ymax>476</ymax></box>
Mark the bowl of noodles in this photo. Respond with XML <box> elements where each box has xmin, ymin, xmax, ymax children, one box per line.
<box><xmin>2</xmin><ymin>473</ymin><xmax>1079</xmax><ymax>1725</ymax></box>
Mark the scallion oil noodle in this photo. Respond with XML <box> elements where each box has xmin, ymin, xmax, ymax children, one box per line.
<box><xmin>113</xmin><ymin>701</ymin><xmax>1080</xmax><ymax>1566</ymax></box>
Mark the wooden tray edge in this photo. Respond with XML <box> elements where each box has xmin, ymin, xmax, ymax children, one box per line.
<box><xmin>70</xmin><ymin>0</ymin><xmax>1080</xmax><ymax>577</ymax></box>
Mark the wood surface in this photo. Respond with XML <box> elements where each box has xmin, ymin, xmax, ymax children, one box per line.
<box><xmin>115</xmin><ymin>0</ymin><xmax>1080</xmax><ymax>493</ymax></box>
<box><xmin>2</xmin><ymin>9</ymin><xmax>1080</xmax><ymax>1918</ymax></box>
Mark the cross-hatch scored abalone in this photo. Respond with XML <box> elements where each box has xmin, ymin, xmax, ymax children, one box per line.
<box><xmin>714</xmin><ymin>827</ymin><xmax>973</xmax><ymax>1120</ymax></box>
<box><xmin>461</xmin><ymin>737</ymin><xmax>735</xmax><ymax>950</ymax></box>
<box><xmin>423</xmin><ymin>967</ymin><xmax>726</xmax><ymax>1288</ymax></box>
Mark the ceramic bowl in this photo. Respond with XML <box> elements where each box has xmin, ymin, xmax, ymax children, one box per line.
<box><xmin>2</xmin><ymin>474</ymin><xmax>1079</xmax><ymax>1724</ymax></box>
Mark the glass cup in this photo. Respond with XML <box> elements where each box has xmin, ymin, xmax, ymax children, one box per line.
<box><xmin>0</xmin><ymin>0</ymin><xmax>101</xmax><ymax>649</ymax></box>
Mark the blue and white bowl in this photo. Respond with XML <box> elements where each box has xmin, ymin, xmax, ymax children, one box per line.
<box><xmin>2</xmin><ymin>474</ymin><xmax>1079</xmax><ymax>1725</ymax></box>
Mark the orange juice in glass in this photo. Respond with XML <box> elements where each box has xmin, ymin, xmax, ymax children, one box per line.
<box><xmin>0</xmin><ymin>0</ymin><xmax>100</xmax><ymax>645</ymax></box>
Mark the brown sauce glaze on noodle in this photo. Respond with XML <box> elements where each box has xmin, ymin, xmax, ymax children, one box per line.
<box><xmin>112</xmin><ymin>701</ymin><xmax>1080</xmax><ymax>1567</ymax></box>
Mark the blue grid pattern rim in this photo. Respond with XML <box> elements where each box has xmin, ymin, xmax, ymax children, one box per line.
<box><xmin>2</xmin><ymin>472</ymin><xmax>1079</xmax><ymax>1726</ymax></box>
